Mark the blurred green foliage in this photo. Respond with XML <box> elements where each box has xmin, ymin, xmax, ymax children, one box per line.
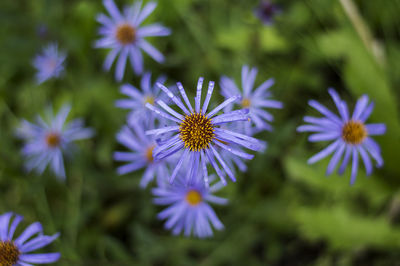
<box><xmin>1</xmin><ymin>0</ymin><xmax>400</xmax><ymax>265</ymax></box>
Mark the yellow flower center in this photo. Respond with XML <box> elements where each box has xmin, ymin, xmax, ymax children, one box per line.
<box><xmin>185</xmin><ymin>190</ymin><xmax>202</xmax><ymax>206</ymax></box>
<box><xmin>115</xmin><ymin>23</ymin><xmax>136</xmax><ymax>45</ymax></box>
<box><xmin>0</xmin><ymin>241</ymin><xmax>20</xmax><ymax>266</ymax></box>
<box><xmin>179</xmin><ymin>113</ymin><xmax>215</xmax><ymax>151</ymax></box>
<box><xmin>144</xmin><ymin>96</ymin><xmax>155</xmax><ymax>105</ymax></box>
<box><xmin>145</xmin><ymin>145</ymin><xmax>155</xmax><ymax>162</ymax></box>
<box><xmin>342</xmin><ymin>120</ymin><xmax>367</xmax><ymax>145</ymax></box>
<box><xmin>241</xmin><ymin>98</ymin><xmax>251</xmax><ymax>108</ymax></box>
<box><xmin>45</xmin><ymin>132</ymin><xmax>61</xmax><ymax>148</ymax></box>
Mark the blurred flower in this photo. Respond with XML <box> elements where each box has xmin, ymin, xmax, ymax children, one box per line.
<box><xmin>114</xmin><ymin>119</ymin><xmax>170</xmax><ymax>188</ymax></box>
<box><xmin>17</xmin><ymin>105</ymin><xmax>94</xmax><ymax>180</ymax></box>
<box><xmin>145</xmin><ymin>77</ymin><xmax>263</xmax><ymax>186</ymax></box>
<box><xmin>297</xmin><ymin>89</ymin><xmax>386</xmax><ymax>184</ymax></box>
<box><xmin>254</xmin><ymin>0</ymin><xmax>281</xmax><ymax>25</ymax></box>
<box><xmin>0</xmin><ymin>212</ymin><xmax>60</xmax><ymax>265</ymax></box>
<box><xmin>115</xmin><ymin>72</ymin><xmax>166</xmax><ymax>127</ymax></box>
<box><xmin>152</xmin><ymin>174</ymin><xmax>227</xmax><ymax>238</ymax></box>
<box><xmin>32</xmin><ymin>43</ymin><xmax>66</xmax><ymax>84</ymax></box>
<box><xmin>95</xmin><ymin>0</ymin><xmax>171</xmax><ymax>81</ymax></box>
<box><xmin>220</xmin><ymin>65</ymin><xmax>283</xmax><ymax>135</ymax></box>
<box><xmin>36</xmin><ymin>24</ymin><xmax>49</xmax><ymax>40</ymax></box>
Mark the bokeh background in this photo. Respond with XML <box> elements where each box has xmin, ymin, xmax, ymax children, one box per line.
<box><xmin>1</xmin><ymin>0</ymin><xmax>400</xmax><ymax>265</ymax></box>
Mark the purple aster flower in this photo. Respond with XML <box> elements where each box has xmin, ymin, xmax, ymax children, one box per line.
<box><xmin>33</xmin><ymin>43</ymin><xmax>66</xmax><ymax>84</ymax></box>
<box><xmin>95</xmin><ymin>0</ymin><xmax>171</xmax><ymax>81</ymax></box>
<box><xmin>220</xmin><ymin>65</ymin><xmax>283</xmax><ymax>135</ymax></box>
<box><xmin>115</xmin><ymin>72</ymin><xmax>167</xmax><ymax>126</ymax></box>
<box><xmin>254</xmin><ymin>0</ymin><xmax>281</xmax><ymax>25</ymax></box>
<box><xmin>0</xmin><ymin>212</ymin><xmax>60</xmax><ymax>265</ymax></box>
<box><xmin>145</xmin><ymin>77</ymin><xmax>263</xmax><ymax>186</ymax></box>
<box><xmin>114</xmin><ymin>119</ymin><xmax>170</xmax><ymax>188</ymax></box>
<box><xmin>152</xmin><ymin>174</ymin><xmax>227</xmax><ymax>238</ymax></box>
<box><xmin>17</xmin><ymin>105</ymin><xmax>94</xmax><ymax>180</ymax></box>
<box><xmin>297</xmin><ymin>89</ymin><xmax>386</xmax><ymax>185</ymax></box>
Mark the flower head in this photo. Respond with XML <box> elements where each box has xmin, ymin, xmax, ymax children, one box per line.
<box><xmin>220</xmin><ymin>65</ymin><xmax>283</xmax><ymax>135</ymax></box>
<box><xmin>145</xmin><ymin>77</ymin><xmax>263</xmax><ymax>186</ymax></box>
<box><xmin>0</xmin><ymin>212</ymin><xmax>60</xmax><ymax>265</ymax></box>
<box><xmin>297</xmin><ymin>89</ymin><xmax>386</xmax><ymax>184</ymax></box>
<box><xmin>115</xmin><ymin>72</ymin><xmax>167</xmax><ymax>126</ymax></box>
<box><xmin>254</xmin><ymin>0</ymin><xmax>281</xmax><ymax>25</ymax></box>
<box><xmin>95</xmin><ymin>0</ymin><xmax>171</xmax><ymax>81</ymax></box>
<box><xmin>114</xmin><ymin>119</ymin><xmax>170</xmax><ymax>188</ymax></box>
<box><xmin>17</xmin><ymin>105</ymin><xmax>94</xmax><ymax>180</ymax></box>
<box><xmin>33</xmin><ymin>43</ymin><xmax>66</xmax><ymax>84</ymax></box>
<box><xmin>152</xmin><ymin>174</ymin><xmax>227</xmax><ymax>238</ymax></box>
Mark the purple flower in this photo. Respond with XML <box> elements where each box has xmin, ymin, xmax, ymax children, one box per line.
<box><xmin>220</xmin><ymin>65</ymin><xmax>283</xmax><ymax>135</ymax></box>
<box><xmin>0</xmin><ymin>212</ymin><xmax>60</xmax><ymax>265</ymax></box>
<box><xmin>114</xmin><ymin>119</ymin><xmax>170</xmax><ymax>188</ymax></box>
<box><xmin>115</xmin><ymin>72</ymin><xmax>167</xmax><ymax>126</ymax></box>
<box><xmin>254</xmin><ymin>0</ymin><xmax>281</xmax><ymax>25</ymax></box>
<box><xmin>33</xmin><ymin>43</ymin><xmax>66</xmax><ymax>84</ymax></box>
<box><xmin>145</xmin><ymin>77</ymin><xmax>263</xmax><ymax>186</ymax></box>
<box><xmin>152</xmin><ymin>174</ymin><xmax>227</xmax><ymax>238</ymax></box>
<box><xmin>297</xmin><ymin>89</ymin><xmax>386</xmax><ymax>184</ymax></box>
<box><xmin>95</xmin><ymin>0</ymin><xmax>171</xmax><ymax>81</ymax></box>
<box><xmin>17</xmin><ymin>105</ymin><xmax>94</xmax><ymax>180</ymax></box>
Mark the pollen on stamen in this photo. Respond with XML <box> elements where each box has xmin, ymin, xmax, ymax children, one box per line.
<box><xmin>145</xmin><ymin>145</ymin><xmax>155</xmax><ymax>163</ymax></box>
<box><xmin>0</xmin><ymin>241</ymin><xmax>20</xmax><ymax>266</ymax></box>
<box><xmin>179</xmin><ymin>113</ymin><xmax>215</xmax><ymax>152</ymax></box>
<box><xmin>185</xmin><ymin>190</ymin><xmax>202</xmax><ymax>206</ymax></box>
<box><xmin>116</xmin><ymin>23</ymin><xmax>136</xmax><ymax>45</ymax></box>
<box><xmin>342</xmin><ymin>120</ymin><xmax>367</xmax><ymax>145</ymax></box>
<box><xmin>45</xmin><ymin>132</ymin><xmax>61</xmax><ymax>148</ymax></box>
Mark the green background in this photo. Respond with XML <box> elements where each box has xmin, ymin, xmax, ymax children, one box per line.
<box><xmin>1</xmin><ymin>0</ymin><xmax>400</xmax><ymax>265</ymax></box>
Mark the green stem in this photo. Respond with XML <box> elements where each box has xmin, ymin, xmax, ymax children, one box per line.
<box><xmin>338</xmin><ymin>0</ymin><xmax>385</xmax><ymax>66</ymax></box>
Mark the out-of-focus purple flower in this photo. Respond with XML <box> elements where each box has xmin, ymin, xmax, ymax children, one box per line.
<box><xmin>33</xmin><ymin>43</ymin><xmax>66</xmax><ymax>84</ymax></box>
<box><xmin>219</xmin><ymin>142</ymin><xmax>248</xmax><ymax>174</ymax></box>
<box><xmin>220</xmin><ymin>65</ymin><xmax>283</xmax><ymax>136</ymax></box>
<box><xmin>145</xmin><ymin>77</ymin><xmax>263</xmax><ymax>186</ymax></box>
<box><xmin>16</xmin><ymin>105</ymin><xmax>94</xmax><ymax>180</ymax></box>
<box><xmin>152</xmin><ymin>174</ymin><xmax>227</xmax><ymax>238</ymax></box>
<box><xmin>114</xmin><ymin>119</ymin><xmax>171</xmax><ymax>188</ymax></box>
<box><xmin>0</xmin><ymin>212</ymin><xmax>60</xmax><ymax>265</ymax></box>
<box><xmin>95</xmin><ymin>0</ymin><xmax>171</xmax><ymax>81</ymax></box>
<box><xmin>297</xmin><ymin>89</ymin><xmax>386</xmax><ymax>185</ymax></box>
<box><xmin>254</xmin><ymin>0</ymin><xmax>281</xmax><ymax>25</ymax></box>
<box><xmin>115</xmin><ymin>72</ymin><xmax>167</xmax><ymax>126</ymax></box>
<box><xmin>36</xmin><ymin>24</ymin><xmax>49</xmax><ymax>40</ymax></box>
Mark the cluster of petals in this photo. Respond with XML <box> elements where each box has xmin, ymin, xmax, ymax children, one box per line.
<box><xmin>297</xmin><ymin>89</ymin><xmax>386</xmax><ymax>184</ymax></box>
<box><xmin>0</xmin><ymin>212</ymin><xmax>60</xmax><ymax>265</ymax></box>
<box><xmin>17</xmin><ymin>105</ymin><xmax>94</xmax><ymax>179</ymax></box>
<box><xmin>95</xmin><ymin>0</ymin><xmax>171</xmax><ymax>81</ymax></box>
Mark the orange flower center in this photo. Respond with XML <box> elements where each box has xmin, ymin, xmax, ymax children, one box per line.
<box><xmin>0</xmin><ymin>241</ymin><xmax>20</xmax><ymax>266</ymax></box>
<box><xmin>179</xmin><ymin>113</ymin><xmax>215</xmax><ymax>151</ymax></box>
<box><xmin>185</xmin><ymin>190</ymin><xmax>202</xmax><ymax>206</ymax></box>
<box><xmin>342</xmin><ymin>120</ymin><xmax>367</xmax><ymax>145</ymax></box>
<box><xmin>45</xmin><ymin>132</ymin><xmax>61</xmax><ymax>148</ymax></box>
<box><xmin>145</xmin><ymin>145</ymin><xmax>155</xmax><ymax>162</ymax></box>
<box><xmin>116</xmin><ymin>23</ymin><xmax>136</xmax><ymax>45</ymax></box>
